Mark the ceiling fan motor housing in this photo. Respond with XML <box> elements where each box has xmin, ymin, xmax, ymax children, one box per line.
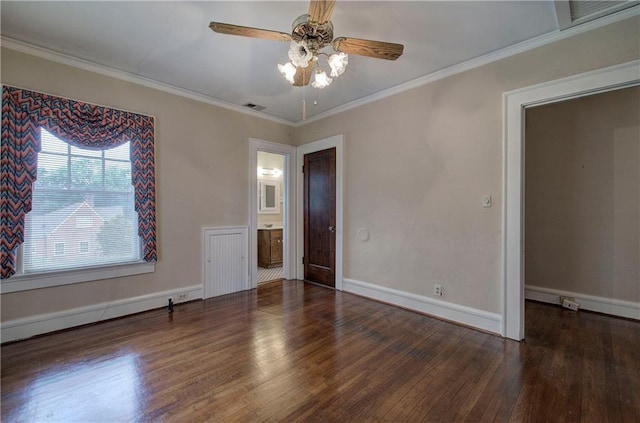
<box><xmin>291</xmin><ymin>14</ymin><xmax>334</xmax><ymax>52</ymax></box>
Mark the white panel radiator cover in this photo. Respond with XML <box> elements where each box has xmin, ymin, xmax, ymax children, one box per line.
<box><xmin>202</xmin><ymin>227</ymin><xmax>249</xmax><ymax>299</ymax></box>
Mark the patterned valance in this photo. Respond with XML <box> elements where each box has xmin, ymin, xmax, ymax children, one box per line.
<box><xmin>1</xmin><ymin>86</ymin><xmax>156</xmax><ymax>278</ymax></box>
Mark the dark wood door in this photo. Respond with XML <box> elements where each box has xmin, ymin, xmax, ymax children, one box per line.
<box><xmin>304</xmin><ymin>148</ymin><xmax>336</xmax><ymax>287</ymax></box>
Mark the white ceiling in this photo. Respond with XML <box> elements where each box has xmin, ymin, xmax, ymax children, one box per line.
<box><xmin>0</xmin><ymin>1</ymin><xmax>582</xmax><ymax>124</ymax></box>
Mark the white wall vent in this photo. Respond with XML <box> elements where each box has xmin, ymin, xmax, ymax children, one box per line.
<box><xmin>243</xmin><ymin>103</ymin><xmax>266</xmax><ymax>112</ymax></box>
<box><xmin>202</xmin><ymin>226</ymin><xmax>248</xmax><ymax>299</ymax></box>
<box><xmin>556</xmin><ymin>1</ymin><xmax>638</xmax><ymax>29</ymax></box>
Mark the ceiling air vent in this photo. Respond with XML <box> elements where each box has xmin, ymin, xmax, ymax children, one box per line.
<box><xmin>243</xmin><ymin>103</ymin><xmax>266</xmax><ymax>112</ymax></box>
<box><xmin>557</xmin><ymin>1</ymin><xmax>638</xmax><ymax>29</ymax></box>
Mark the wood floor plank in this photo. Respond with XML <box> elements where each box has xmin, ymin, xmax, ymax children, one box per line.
<box><xmin>2</xmin><ymin>281</ymin><xmax>639</xmax><ymax>422</ymax></box>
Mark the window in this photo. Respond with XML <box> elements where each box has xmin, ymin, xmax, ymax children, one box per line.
<box><xmin>21</xmin><ymin>129</ymin><xmax>140</xmax><ymax>273</ymax></box>
<box><xmin>1</xmin><ymin>86</ymin><xmax>156</xmax><ymax>286</ymax></box>
<box><xmin>54</xmin><ymin>242</ymin><xmax>65</xmax><ymax>256</ymax></box>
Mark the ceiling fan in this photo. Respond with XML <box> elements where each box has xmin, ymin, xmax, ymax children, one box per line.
<box><xmin>209</xmin><ymin>0</ymin><xmax>404</xmax><ymax>89</ymax></box>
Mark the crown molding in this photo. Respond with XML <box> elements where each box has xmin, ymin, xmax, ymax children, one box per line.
<box><xmin>1</xmin><ymin>4</ymin><xmax>637</xmax><ymax>129</ymax></box>
<box><xmin>296</xmin><ymin>5</ymin><xmax>639</xmax><ymax>127</ymax></box>
<box><xmin>0</xmin><ymin>37</ymin><xmax>296</xmax><ymax>127</ymax></box>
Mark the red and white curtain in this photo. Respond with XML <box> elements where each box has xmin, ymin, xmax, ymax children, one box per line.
<box><xmin>1</xmin><ymin>86</ymin><xmax>156</xmax><ymax>278</ymax></box>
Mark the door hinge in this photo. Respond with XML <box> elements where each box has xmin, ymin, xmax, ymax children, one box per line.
<box><xmin>302</xmin><ymin>165</ymin><xmax>304</xmax><ymax>173</ymax></box>
<box><xmin>302</xmin><ymin>256</ymin><xmax>305</xmax><ymax>264</ymax></box>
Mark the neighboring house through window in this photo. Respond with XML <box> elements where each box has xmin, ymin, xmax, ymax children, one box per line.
<box><xmin>23</xmin><ymin>129</ymin><xmax>139</xmax><ymax>273</ymax></box>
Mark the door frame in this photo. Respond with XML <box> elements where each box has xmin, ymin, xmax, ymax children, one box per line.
<box><xmin>249</xmin><ymin>138</ymin><xmax>297</xmax><ymax>289</ymax></box>
<box><xmin>297</xmin><ymin>135</ymin><xmax>344</xmax><ymax>290</ymax></box>
<box><xmin>502</xmin><ymin>60</ymin><xmax>639</xmax><ymax>340</ymax></box>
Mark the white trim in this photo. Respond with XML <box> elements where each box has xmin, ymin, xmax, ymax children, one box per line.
<box><xmin>1</xmin><ymin>284</ymin><xmax>203</xmax><ymax>343</ymax></box>
<box><xmin>554</xmin><ymin>1</ymin><xmax>573</xmax><ymax>30</ymax></box>
<box><xmin>1</xmin><ymin>261</ymin><xmax>155</xmax><ymax>294</ymax></box>
<box><xmin>502</xmin><ymin>60</ymin><xmax>640</xmax><ymax>340</ymax></box>
<box><xmin>525</xmin><ymin>285</ymin><xmax>640</xmax><ymax>320</ymax></box>
<box><xmin>249</xmin><ymin>139</ymin><xmax>297</xmax><ymax>289</ymax></box>
<box><xmin>296</xmin><ymin>135</ymin><xmax>344</xmax><ymax>290</ymax></box>
<box><xmin>344</xmin><ymin>278</ymin><xmax>502</xmax><ymax>335</ymax></box>
<box><xmin>201</xmin><ymin>226</ymin><xmax>249</xmax><ymax>299</ymax></box>
<box><xmin>298</xmin><ymin>6</ymin><xmax>640</xmax><ymax>126</ymax></box>
<box><xmin>1</xmin><ymin>37</ymin><xmax>294</xmax><ymax>127</ymax></box>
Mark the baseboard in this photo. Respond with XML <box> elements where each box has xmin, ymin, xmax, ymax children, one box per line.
<box><xmin>1</xmin><ymin>284</ymin><xmax>203</xmax><ymax>343</ymax></box>
<box><xmin>343</xmin><ymin>278</ymin><xmax>502</xmax><ymax>335</ymax></box>
<box><xmin>525</xmin><ymin>285</ymin><xmax>640</xmax><ymax>320</ymax></box>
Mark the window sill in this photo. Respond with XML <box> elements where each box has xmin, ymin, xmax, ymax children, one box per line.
<box><xmin>0</xmin><ymin>261</ymin><xmax>155</xmax><ymax>294</ymax></box>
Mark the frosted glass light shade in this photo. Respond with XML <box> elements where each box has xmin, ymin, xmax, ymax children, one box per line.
<box><xmin>288</xmin><ymin>41</ymin><xmax>312</xmax><ymax>68</ymax></box>
<box><xmin>311</xmin><ymin>69</ymin><xmax>332</xmax><ymax>89</ymax></box>
<box><xmin>277</xmin><ymin>62</ymin><xmax>297</xmax><ymax>84</ymax></box>
<box><xmin>328</xmin><ymin>53</ymin><xmax>348</xmax><ymax>77</ymax></box>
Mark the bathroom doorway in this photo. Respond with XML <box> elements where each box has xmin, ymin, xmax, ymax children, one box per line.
<box><xmin>249</xmin><ymin>138</ymin><xmax>297</xmax><ymax>288</ymax></box>
<box><xmin>257</xmin><ymin>151</ymin><xmax>285</xmax><ymax>284</ymax></box>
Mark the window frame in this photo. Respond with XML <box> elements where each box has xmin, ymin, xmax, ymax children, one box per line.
<box><xmin>0</xmin><ymin>129</ymin><xmax>154</xmax><ymax>293</ymax></box>
<box><xmin>2</xmin><ymin>250</ymin><xmax>154</xmax><ymax>293</ymax></box>
<box><xmin>79</xmin><ymin>241</ymin><xmax>89</xmax><ymax>254</ymax></box>
<box><xmin>53</xmin><ymin>242</ymin><xmax>65</xmax><ymax>256</ymax></box>
<box><xmin>1</xmin><ymin>86</ymin><xmax>157</xmax><ymax>283</ymax></box>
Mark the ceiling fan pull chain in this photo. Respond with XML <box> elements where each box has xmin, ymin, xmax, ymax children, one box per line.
<box><xmin>302</xmin><ymin>99</ymin><xmax>307</xmax><ymax>121</ymax></box>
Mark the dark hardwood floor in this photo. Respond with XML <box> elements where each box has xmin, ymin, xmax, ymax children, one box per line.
<box><xmin>2</xmin><ymin>280</ymin><xmax>639</xmax><ymax>422</ymax></box>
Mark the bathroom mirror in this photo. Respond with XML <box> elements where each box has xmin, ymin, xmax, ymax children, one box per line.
<box><xmin>258</xmin><ymin>180</ymin><xmax>280</xmax><ymax>214</ymax></box>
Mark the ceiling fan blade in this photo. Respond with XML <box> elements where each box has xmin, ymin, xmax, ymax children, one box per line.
<box><xmin>293</xmin><ymin>64</ymin><xmax>315</xmax><ymax>87</ymax></box>
<box><xmin>209</xmin><ymin>22</ymin><xmax>291</xmax><ymax>42</ymax></box>
<box><xmin>333</xmin><ymin>37</ymin><xmax>404</xmax><ymax>60</ymax></box>
<box><xmin>308</xmin><ymin>0</ymin><xmax>336</xmax><ymax>23</ymax></box>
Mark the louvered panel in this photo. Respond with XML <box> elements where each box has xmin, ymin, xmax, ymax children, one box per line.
<box><xmin>203</xmin><ymin>227</ymin><xmax>248</xmax><ymax>298</ymax></box>
<box><xmin>569</xmin><ymin>0</ymin><xmax>630</xmax><ymax>20</ymax></box>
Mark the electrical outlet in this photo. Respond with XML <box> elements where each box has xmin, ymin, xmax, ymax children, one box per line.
<box><xmin>434</xmin><ymin>284</ymin><xmax>443</xmax><ymax>297</ymax></box>
<box><xmin>561</xmin><ymin>296</ymin><xmax>580</xmax><ymax>311</ymax></box>
<box><xmin>176</xmin><ymin>293</ymin><xmax>188</xmax><ymax>302</ymax></box>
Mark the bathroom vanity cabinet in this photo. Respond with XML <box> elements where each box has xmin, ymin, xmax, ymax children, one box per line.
<box><xmin>258</xmin><ymin>228</ymin><xmax>283</xmax><ymax>268</ymax></box>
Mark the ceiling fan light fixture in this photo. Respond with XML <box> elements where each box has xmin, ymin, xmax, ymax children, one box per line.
<box><xmin>209</xmin><ymin>1</ymin><xmax>404</xmax><ymax>90</ymax></box>
<box><xmin>328</xmin><ymin>52</ymin><xmax>348</xmax><ymax>77</ymax></box>
<box><xmin>277</xmin><ymin>62</ymin><xmax>297</xmax><ymax>84</ymax></box>
<box><xmin>311</xmin><ymin>68</ymin><xmax>332</xmax><ymax>89</ymax></box>
<box><xmin>288</xmin><ymin>41</ymin><xmax>313</xmax><ymax>68</ymax></box>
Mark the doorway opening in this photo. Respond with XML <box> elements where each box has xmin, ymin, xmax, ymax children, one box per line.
<box><xmin>249</xmin><ymin>139</ymin><xmax>296</xmax><ymax>289</ymax></box>
<box><xmin>503</xmin><ymin>60</ymin><xmax>639</xmax><ymax>340</ymax></box>
<box><xmin>524</xmin><ymin>87</ymin><xmax>639</xmax><ymax>321</ymax></box>
<box><xmin>257</xmin><ymin>151</ymin><xmax>285</xmax><ymax>284</ymax></box>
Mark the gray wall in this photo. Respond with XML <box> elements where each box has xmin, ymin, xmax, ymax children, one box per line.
<box><xmin>1</xmin><ymin>16</ymin><xmax>639</xmax><ymax>324</ymax></box>
<box><xmin>1</xmin><ymin>48</ymin><xmax>294</xmax><ymax>321</ymax></box>
<box><xmin>525</xmin><ymin>87</ymin><xmax>639</xmax><ymax>302</ymax></box>
<box><xmin>295</xmin><ymin>17</ymin><xmax>640</xmax><ymax>313</ymax></box>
